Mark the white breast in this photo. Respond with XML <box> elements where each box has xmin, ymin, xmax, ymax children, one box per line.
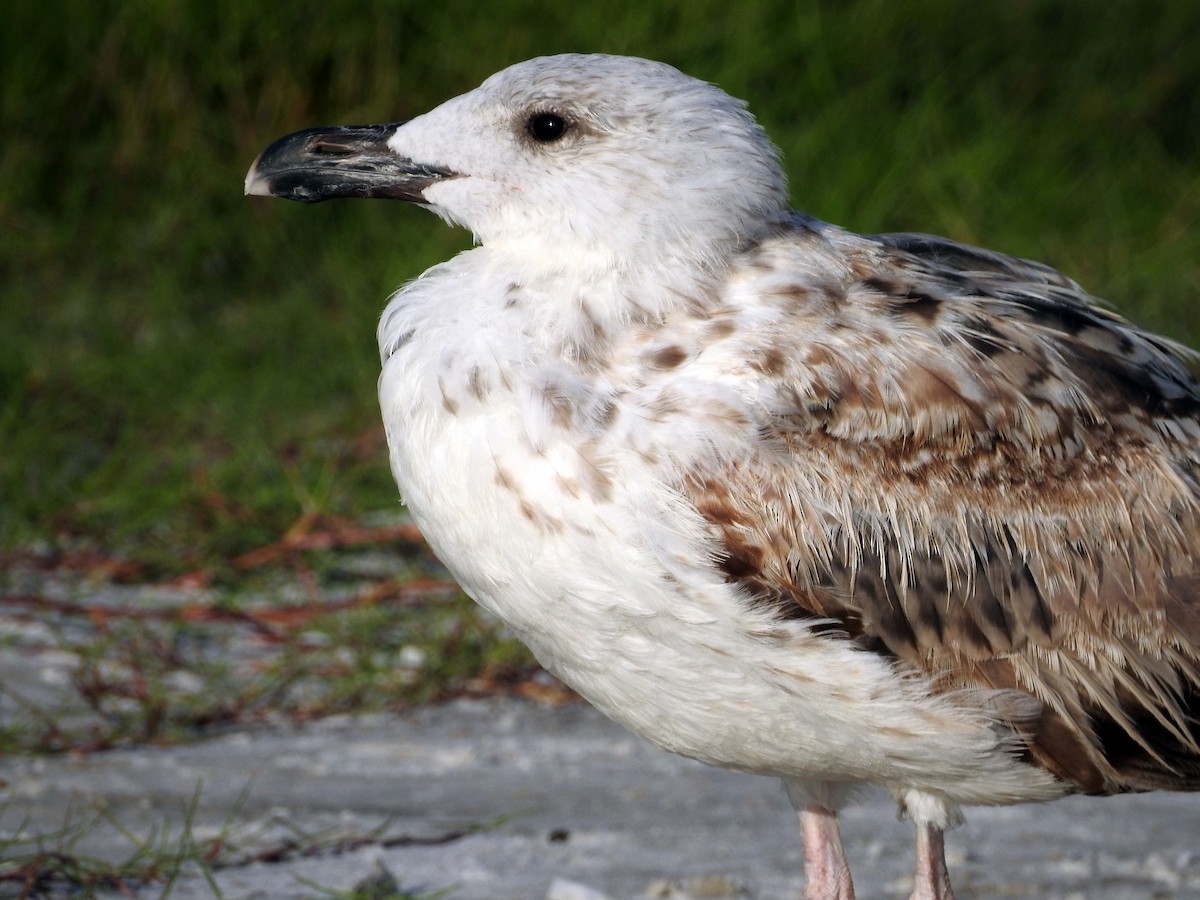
<box><xmin>376</xmin><ymin>247</ymin><xmax>1065</xmax><ymax>808</ymax></box>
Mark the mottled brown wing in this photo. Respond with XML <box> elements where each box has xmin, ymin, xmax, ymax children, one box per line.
<box><xmin>689</xmin><ymin>226</ymin><xmax>1200</xmax><ymax>794</ymax></box>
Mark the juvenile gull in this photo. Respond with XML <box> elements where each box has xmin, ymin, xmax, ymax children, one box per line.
<box><xmin>246</xmin><ymin>54</ymin><xmax>1200</xmax><ymax>899</ymax></box>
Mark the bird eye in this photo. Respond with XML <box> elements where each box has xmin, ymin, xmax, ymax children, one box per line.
<box><xmin>528</xmin><ymin>112</ymin><xmax>569</xmax><ymax>143</ymax></box>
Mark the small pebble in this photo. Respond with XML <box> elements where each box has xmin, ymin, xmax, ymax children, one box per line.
<box><xmin>546</xmin><ymin>876</ymin><xmax>617</xmax><ymax>900</ymax></box>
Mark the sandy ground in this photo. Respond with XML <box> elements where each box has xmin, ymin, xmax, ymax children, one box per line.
<box><xmin>2</xmin><ymin>693</ymin><xmax>1199</xmax><ymax>900</ymax></box>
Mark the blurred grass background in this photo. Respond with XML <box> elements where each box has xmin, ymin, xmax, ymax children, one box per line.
<box><xmin>3</xmin><ymin>0</ymin><xmax>1199</xmax><ymax>571</ymax></box>
<box><xmin>4</xmin><ymin>7</ymin><xmax>1199</xmax><ymax>883</ymax></box>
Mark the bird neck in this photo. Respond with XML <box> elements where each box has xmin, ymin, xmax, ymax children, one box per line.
<box><xmin>483</xmin><ymin>244</ymin><xmax>731</xmax><ymax>363</ymax></box>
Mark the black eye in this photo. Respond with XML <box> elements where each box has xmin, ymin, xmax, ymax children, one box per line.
<box><xmin>528</xmin><ymin>112</ymin><xmax>568</xmax><ymax>143</ymax></box>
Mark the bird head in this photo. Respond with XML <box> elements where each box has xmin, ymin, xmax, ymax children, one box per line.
<box><xmin>246</xmin><ymin>54</ymin><xmax>789</xmax><ymax>280</ymax></box>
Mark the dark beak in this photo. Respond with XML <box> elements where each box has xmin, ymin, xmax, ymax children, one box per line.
<box><xmin>244</xmin><ymin>123</ymin><xmax>456</xmax><ymax>203</ymax></box>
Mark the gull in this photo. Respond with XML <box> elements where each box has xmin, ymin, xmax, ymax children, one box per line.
<box><xmin>245</xmin><ymin>54</ymin><xmax>1200</xmax><ymax>899</ymax></box>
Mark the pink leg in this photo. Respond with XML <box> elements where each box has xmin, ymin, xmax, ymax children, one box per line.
<box><xmin>800</xmin><ymin>804</ymin><xmax>856</xmax><ymax>900</ymax></box>
<box><xmin>910</xmin><ymin>823</ymin><xmax>955</xmax><ymax>900</ymax></box>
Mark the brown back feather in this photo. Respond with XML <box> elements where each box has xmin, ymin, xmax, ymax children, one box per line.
<box><xmin>685</xmin><ymin>223</ymin><xmax>1200</xmax><ymax>795</ymax></box>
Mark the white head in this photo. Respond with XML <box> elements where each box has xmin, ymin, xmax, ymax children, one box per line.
<box><xmin>247</xmin><ymin>54</ymin><xmax>789</xmax><ymax>280</ymax></box>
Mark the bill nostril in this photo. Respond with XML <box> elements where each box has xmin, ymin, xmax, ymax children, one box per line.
<box><xmin>310</xmin><ymin>140</ymin><xmax>356</xmax><ymax>156</ymax></box>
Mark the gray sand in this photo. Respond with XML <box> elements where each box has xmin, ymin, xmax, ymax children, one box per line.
<box><xmin>2</xmin><ymin>696</ymin><xmax>1198</xmax><ymax>899</ymax></box>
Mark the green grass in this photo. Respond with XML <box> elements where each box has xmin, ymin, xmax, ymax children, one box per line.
<box><xmin>0</xmin><ymin>566</ymin><xmax>542</xmax><ymax>755</ymax></box>
<box><xmin>3</xmin><ymin>0</ymin><xmax>1199</xmax><ymax>564</ymax></box>
<box><xmin>0</xmin><ymin>784</ymin><xmax>462</xmax><ymax>897</ymax></box>
<box><xmin>0</xmin><ymin>785</ymin><xmax>234</xmax><ymax>897</ymax></box>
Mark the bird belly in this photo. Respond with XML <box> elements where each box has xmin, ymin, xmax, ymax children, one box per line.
<box><xmin>377</xmin><ymin>356</ymin><xmax>1064</xmax><ymax>808</ymax></box>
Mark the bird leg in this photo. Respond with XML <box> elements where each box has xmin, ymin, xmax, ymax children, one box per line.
<box><xmin>800</xmin><ymin>804</ymin><xmax>856</xmax><ymax>900</ymax></box>
<box><xmin>909</xmin><ymin>822</ymin><xmax>955</xmax><ymax>900</ymax></box>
